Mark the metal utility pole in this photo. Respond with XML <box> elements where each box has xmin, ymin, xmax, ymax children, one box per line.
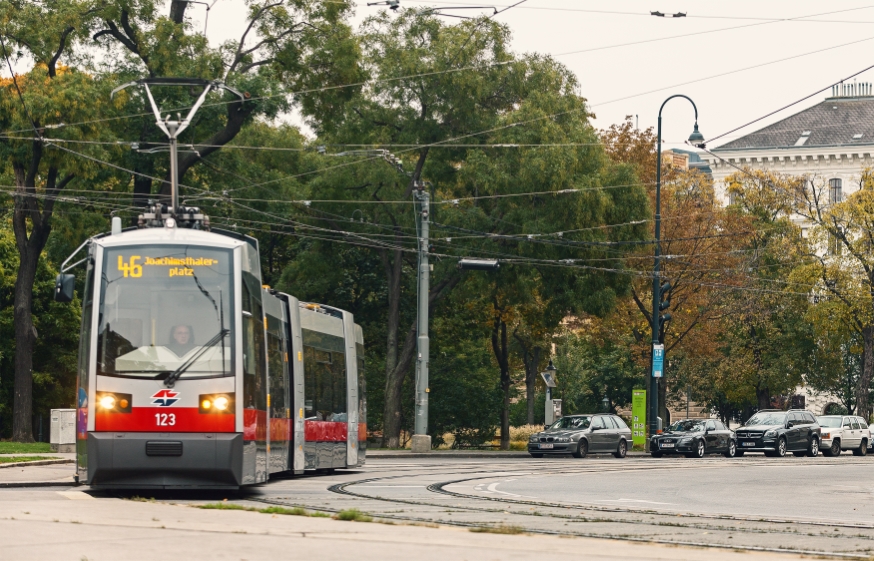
<box><xmin>412</xmin><ymin>183</ymin><xmax>431</xmax><ymax>452</ymax></box>
<box><xmin>650</xmin><ymin>94</ymin><xmax>705</xmax><ymax>445</ymax></box>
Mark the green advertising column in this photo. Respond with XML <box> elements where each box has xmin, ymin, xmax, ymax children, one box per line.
<box><xmin>632</xmin><ymin>390</ymin><xmax>647</xmax><ymax>450</ymax></box>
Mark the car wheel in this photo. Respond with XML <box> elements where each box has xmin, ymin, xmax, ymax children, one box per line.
<box><xmin>613</xmin><ymin>439</ymin><xmax>627</xmax><ymax>459</ymax></box>
<box><xmin>775</xmin><ymin>437</ymin><xmax>787</xmax><ymax>457</ymax></box>
<box><xmin>530</xmin><ymin>453</ymin><xmax>544</xmax><ymax>458</ymax></box>
<box><xmin>806</xmin><ymin>437</ymin><xmax>819</xmax><ymax>457</ymax></box>
<box><xmin>572</xmin><ymin>439</ymin><xmax>588</xmax><ymax>459</ymax></box>
<box><xmin>853</xmin><ymin>439</ymin><xmax>867</xmax><ymax>456</ymax></box>
<box><xmin>651</xmin><ymin>451</ymin><xmax>663</xmax><ymax>458</ymax></box>
<box><xmin>826</xmin><ymin>439</ymin><xmax>840</xmax><ymax>457</ymax></box>
<box><xmin>694</xmin><ymin>439</ymin><xmax>706</xmax><ymax>458</ymax></box>
<box><xmin>723</xmin><ymin>440</ymin><xmax>736</xmax><ymax>458</ymax></box>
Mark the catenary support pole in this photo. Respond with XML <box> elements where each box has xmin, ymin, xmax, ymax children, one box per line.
<box><xmin>412</xmin><ymin>186</ymin><xmax>431</xmax><ymax>452</ymax></box>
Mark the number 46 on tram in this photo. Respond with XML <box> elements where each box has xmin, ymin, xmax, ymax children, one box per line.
<box><xmin>55</xmin><ymin>212</ymin><xmax>366</xmax><ymax>489</ymax></box>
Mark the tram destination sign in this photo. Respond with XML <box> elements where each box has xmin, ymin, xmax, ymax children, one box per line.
<box><xmin>117</xmin><ymin>254</ymin><xmax>221</xmax><ymax>278</ymax></box>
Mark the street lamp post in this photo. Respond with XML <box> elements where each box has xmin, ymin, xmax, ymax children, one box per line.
<box><xmin>650</xmin><ymin>95</ymin><xmax>705</xmax><ymax>447</ymax></box>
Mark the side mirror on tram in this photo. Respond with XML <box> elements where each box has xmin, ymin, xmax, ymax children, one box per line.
<box><xmin>54</xmin><ymin>274</ymin><xmax>75</xmax><ymax>303</ymax></box>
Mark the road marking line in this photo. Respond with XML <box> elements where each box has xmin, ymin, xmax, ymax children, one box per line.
<box><xmin>597</xmin><ymin>498</ymin><xmax>676</xmax><ymax>505</ymax></box>
<box><xmin>56</xmin><ymin>491</ymin><xmax>94</xmax><ymax>500</ymax></box>
<box><xmin>356</xmin><ymin>485</ymin><xmax>424</xmax><ymax>489</ymax></box>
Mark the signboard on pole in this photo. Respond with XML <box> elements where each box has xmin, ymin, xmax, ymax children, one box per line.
<box><xmin>652</xmin><ymin>344</ymin><xmax>665</xmax><ymax>378</ymax></box>
<box><xmin>632</xmin><ymin>389</ymin><xmax>647</xmax><ymax>449</ymax></box>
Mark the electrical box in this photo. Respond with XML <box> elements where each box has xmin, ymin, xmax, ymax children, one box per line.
<box><xmin>50</xmin><ymin>409</ymin><xmax>76</xmax><ymax>453</ymax></box>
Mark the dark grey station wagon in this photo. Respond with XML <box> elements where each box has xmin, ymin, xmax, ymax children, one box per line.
<box><xmin>528</xmin><ymin>414</ymin><xmax>632</xmax><ymax>459</ymax></box>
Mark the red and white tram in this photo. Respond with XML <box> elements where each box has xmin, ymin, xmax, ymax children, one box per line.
<box><xmin>56</xmin><ymin>217</ymin><xmax>365</xmax><ymax>489</ymax></box>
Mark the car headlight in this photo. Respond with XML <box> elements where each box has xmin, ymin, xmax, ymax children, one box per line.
<box><xmin>764</xmin><ymin>430</ymin><xmax>776</xmax><ymax>437</ymax></box>
<box><xmin>821</xmin><ymin>432</ymin><xmax>830</xmax><ymax>439</ymax></box>
<box><xmin>529</xmin><ymin>436</ymin><xmax>539</xmax><ymax>442</ymax></box>
<box><xmin>679</xmin><ymin>437</ymin><xmax>692</xmax><ymax>444</ymax></box>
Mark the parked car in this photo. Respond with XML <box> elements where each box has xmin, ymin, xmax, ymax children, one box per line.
<box><xmin>528</xmin><ymin>414</ymin><xmax>631</xmax><ymax>459</ymax></box>
<box><xmin>734</xmin><ymin>409</ymin><xmax>820</xmax><ymax>457</ymax></box>
<box><xmin>650</xmin><ymin>419</ymin><xmax>736</xmax><ymax>458</ymax></box>
<box><xmin>817</xmin><ymin>415</ymin><xmax>870</xmax><ymax>456</ymax></box>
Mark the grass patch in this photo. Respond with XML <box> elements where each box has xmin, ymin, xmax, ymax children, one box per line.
<box><xmin>199</xmin><ymin>503</ymin><xmax>254</xmax><ymax>511</ymax></box>
<box><xmin>333</xmin><ymin>509</ymin><xmax>373</xmax><ymax>522</ymax></box>
<box><xmin>0</xmin><ymin>442</ymin><xmax>52</xmax><ymax>454</ymax></box>
<box><xmin>470</xmin><ymin>525</ymin><xmax>526</xmax><ymax>535</ymax></box>
<box><xmin>197</xmin><ymin>503</ymin><xmax>332</xmax><ymax>518</ymax></box>
<box><xmin>0</xmin><ymin>456</ymin><xmax>57</xmax><ymax>464</ymax></box>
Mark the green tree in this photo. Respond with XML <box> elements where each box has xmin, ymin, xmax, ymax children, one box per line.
<box><xmin>789</xmin><ymin>169</ymin><xmax>874</xmax><ymax>418</ymax></box>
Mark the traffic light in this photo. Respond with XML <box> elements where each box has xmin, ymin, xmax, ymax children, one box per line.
<box><xmin>658</xmin><ymin>281</ymin><xmax>672</xmax><ymax>331</ymax></box>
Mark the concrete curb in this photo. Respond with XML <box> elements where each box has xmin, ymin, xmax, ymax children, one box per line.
<box><xmin>0</xmin><ymin>459</ymin><xmax>75</xmax><ymax>469</ymax></box>
<box><xmin>367</xmin><ymin>451</ymin><xmax>649</xmax><ymax>459</ymax></box>
<box><xmin>0</xmin><ymin>480</ymin><xmax>77</xmax><ymax>488</ymax></box>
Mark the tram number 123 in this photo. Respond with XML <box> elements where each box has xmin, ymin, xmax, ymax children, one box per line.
<box><xmin>155</xmin><ymin>413</ymin><xmax>176</xmax><ymax>426</ymax></box>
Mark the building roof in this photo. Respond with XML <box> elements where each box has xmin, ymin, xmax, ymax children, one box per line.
<box><xmin>713</xmin><ymin>96</ymin><xmax>874</xmax><ymax>152</ymax></box>
<box><xmin>670</xmin><ymin>148</ymin><xmax>712</xmax><ymax>174</ymax></box>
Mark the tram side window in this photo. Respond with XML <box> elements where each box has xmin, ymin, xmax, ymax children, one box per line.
<box><xmin>302</xmin><ymin>329</ymin><xmax>346</xmax><ymax>422</ymax></box>
<box><xmin>266</xmin><ymin>327</ymin><xmax>287</xmax><ymax>418</ymax></box>
<box><xmin>242</xmin><ymin>274</ymin><xmax>266</xmax><ymax>410</ymax></box>
<box><xmin>357</xmin><ymin>342</ymin><xmax>366</xmax><ymax>429</ymax></box>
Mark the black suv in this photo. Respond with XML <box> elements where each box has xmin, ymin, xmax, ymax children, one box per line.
<box><xmin>735</xmin><ymin>409</ymin><xmax>821</xmax><ymax>457</ymax></box>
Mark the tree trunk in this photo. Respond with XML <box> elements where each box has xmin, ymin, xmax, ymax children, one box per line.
<box><xmin>381</xmin><ymin>246</ymin><xmax>404</xmax><ymax>448</ymax></box>
<box><xmin>12</xmin><ymin>253</ymin><xmax>39</xmax><ymax>442</ymax></box>
<box><xmin>491</xmin><ymin>313</ymin><xmax>510</xmax><ymax>451</ymax></box>
<box><xmin>525</xmin><ymin>347</ymin><xmax>540</xmax><ymax>425</ymax></box>
<box><xmin>11</xmin><ymin>175</ymin><xmax>57</xmax><ymax>442</ymax></box>
<box><xmin>756</xmin><ymin>387</ymin><xmax>771</xmax><ymax>410</ymax></box>
<box><xmin>856</xmin><ymin>325</ymin><xmax>874</xmax><ymax>420</ymax></box>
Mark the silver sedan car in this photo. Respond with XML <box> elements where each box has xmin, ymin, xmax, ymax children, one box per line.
<box><xmin>528</xmin><ymin>414</ymin><xmax>632</xmax><ymax>459</ymax></box>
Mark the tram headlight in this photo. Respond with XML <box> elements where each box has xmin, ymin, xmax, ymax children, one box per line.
<box><xmin>95</xmin><ymin>392</ymin><xmax>132</xmax><ymax>413</ymax></box>
<box><xmin>199</xmin><ymin>393</ymin><xmax>234</xmax><ymax>414</ymax></box>
<box><xmin>214</xmin><ymin>396</ymin><xmax>230</xmax><ymax>411</ymax></box>
<box><xmin>100</xmin><ymin>395</ymin><xmax>116</xmax><ymax>410</ymax></box>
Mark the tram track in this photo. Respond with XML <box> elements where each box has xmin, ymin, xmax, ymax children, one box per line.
<box><xmin>245</xmin><ymin>457</ymin><xmax>874</xmax><ymax>559</ymax></box>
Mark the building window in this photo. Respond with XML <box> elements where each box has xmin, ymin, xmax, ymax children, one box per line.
<box><xmin>829</xmin><ymin>178</ymin><xmax>842</xmax><ymax>204</ymax></box>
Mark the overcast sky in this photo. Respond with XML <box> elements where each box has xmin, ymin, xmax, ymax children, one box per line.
<box><xmin>183</xmin><ymin>0</ymin><xmax>874</xmax><ymax>149</ymax></box>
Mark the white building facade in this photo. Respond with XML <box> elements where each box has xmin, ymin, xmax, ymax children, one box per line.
<box><xmin>698</xmin><ymin>84</ymin><xmax>874</xmax><ymax>416</ymax></box>
<box><xmin>704</xmin><ymin>84</ymin><xmax>874</xmax><ymax>208</ymax></box>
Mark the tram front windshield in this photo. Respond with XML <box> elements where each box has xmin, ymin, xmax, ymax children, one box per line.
<box><xmin>96</xmin><ymin>245</ymin><xmax>233</xmax><ymax>379</ymax></box>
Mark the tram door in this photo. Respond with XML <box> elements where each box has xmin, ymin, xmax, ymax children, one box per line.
<box><xmin>265</xmin><ymin>292</ymin><xmax>291</xmax><ymax>474</ymax></box>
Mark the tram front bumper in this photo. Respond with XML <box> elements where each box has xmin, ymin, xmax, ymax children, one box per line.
<box><xmin>86</xmin><ymin>432</ymin><xmax>243</xmax><ymax>489</ymax></box>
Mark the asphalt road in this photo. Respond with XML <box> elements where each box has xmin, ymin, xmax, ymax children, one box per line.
<box><xmin>3</xmin><ymin>453</ymin><xmax>874</xmax><ymax>560</ymax></box>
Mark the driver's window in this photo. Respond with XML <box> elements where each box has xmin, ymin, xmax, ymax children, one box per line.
<box><xmin>843</xmin><ymin>417</ymin><xmax>852</xmax><ymax>428</ymax></box>
<box><xmin>788</xmin><ymin>413</ymin><xmax>800</xmax><ymax>425</ymax></box>
<box><xmin>705</xmin><ymin>421</ymin><xmax>716</xmax><ymax>431</ymax></box>
<box><xmin>592</xmin><ymin>417</ymin><xmax>604</xmax><ymax>429</ymax></box>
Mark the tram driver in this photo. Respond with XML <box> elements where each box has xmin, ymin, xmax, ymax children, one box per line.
<box><xmin>168</xmin><ymin>324</ymin><xmax>195</xmax><ymax>357</ymax></box>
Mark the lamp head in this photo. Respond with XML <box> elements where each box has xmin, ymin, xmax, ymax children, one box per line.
<box><xmin>688</xmin><ymin>122</ymin><xmax>705</xmax><ymax>148</ymax></box>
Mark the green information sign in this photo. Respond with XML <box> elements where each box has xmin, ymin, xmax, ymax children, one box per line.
<box><xmin>631</xmin><ymin>389</ymin><xmax>647</xmax><ymax>449</ymax></box>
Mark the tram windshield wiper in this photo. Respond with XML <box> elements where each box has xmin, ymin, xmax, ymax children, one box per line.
<box><xmin>163</xmin><ymin>328</ymin><xmax>230</xmax><ymax>387</ymax></box>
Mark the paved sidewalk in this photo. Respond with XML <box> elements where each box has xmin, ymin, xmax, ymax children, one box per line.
<box><xmin>0</xmin><ymin>490</ymin><xmax>822</xmax><ymax>561</ymax></box>
<box><xmin>0</xmin><ymin>454</ymin><xmax>77</xmax><ymax>488</ymax></box>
